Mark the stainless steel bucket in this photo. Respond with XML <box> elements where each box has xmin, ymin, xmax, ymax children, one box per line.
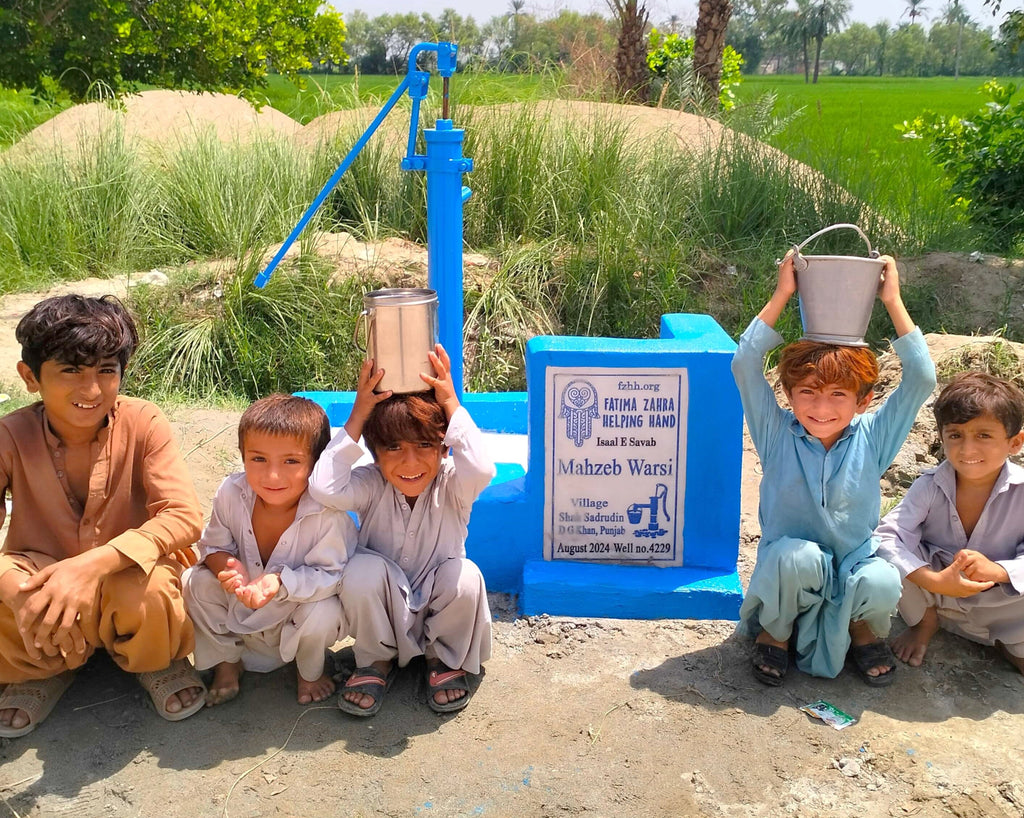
<box><xmin>355</xmin><ymin>288</ymin><xmax>438</xmax><ymax>394</ymax></box>
<box><xmin>792</xmin><ymin>223</ymin><xmax>884</xmax><ymax>348</ymax></box>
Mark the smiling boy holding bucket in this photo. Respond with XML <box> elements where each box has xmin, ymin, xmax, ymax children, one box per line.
<box><xmin>732</xmin><ymin>246</ymin><xmax>935</xmax><ymax>686</ymax></box>
<box><xmin>310</xmin><ymin>330</ymin><xmax>495</xmax><ymax>716</ymax></box>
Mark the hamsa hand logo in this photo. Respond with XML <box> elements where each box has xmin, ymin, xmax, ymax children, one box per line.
<box><xmin>559</xmin><ymin>379</ymin><xmax>599</xmax><ymax>447</ymax></box>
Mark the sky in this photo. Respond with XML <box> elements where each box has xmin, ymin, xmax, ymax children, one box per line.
<box><xmin>330</xmin><ymin>0</ymin><xmax>1005</xmax><ymax>30</ymax></box>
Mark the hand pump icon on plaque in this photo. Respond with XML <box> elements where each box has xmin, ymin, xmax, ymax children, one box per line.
<box><xmin>627</xmin><ymin>483</ymin><xmax>670</xmax><ymax>538</ymax></box>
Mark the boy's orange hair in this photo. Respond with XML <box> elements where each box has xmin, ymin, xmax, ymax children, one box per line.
<box><xmin>778</xmin><ymin>340</ymin><xmax>879</xmax><ymax>400</ymax></box>
<box><xmin>238</xmin><ymin>394</ymin><xmax>331</xmax><ymax>461</ymax></box>
<box><xmin>362</xmin><ymin>393</ymin><xmax>447</xmax><ymax>459</ymax></box>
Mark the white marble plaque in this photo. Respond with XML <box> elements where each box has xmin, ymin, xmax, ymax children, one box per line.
<box><xmin>543</xmin><ymin>367</ymin><xmax>688</xmax><ymax>566</ymax></box>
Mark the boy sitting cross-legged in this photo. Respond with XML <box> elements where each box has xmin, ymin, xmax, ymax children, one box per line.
<box><xmin>0</xmin><ymin>295</ymin><xmax>206</xmax><ymax>737</ymax></box>
<box><xmin>309</xmin><ymin>344</ymin><xmax>495</xmax><ymax>716</ymax></box>
<box><xmin>183</xmin><ymin>394</ymin><xmax>357</xmax><ymax>706</ymax></box>
<box><xmin>733</xmin><ymin>253</ymin><xmax>936</xmax><ymax>687</ymax></box>
<box><xmin>876</xmin><ymin>372</ymin><xmax>1024</xmax><ymax>674</ymax></box>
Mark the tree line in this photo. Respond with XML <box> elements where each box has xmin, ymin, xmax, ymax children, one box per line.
<box><xmin>340</xmin><ymin>1</ymin><xmax>1022</xmax><ymax>80</ymax></box>
<box><xmin>2</xmin><ymin>0</ymin><xmax>1022</xmax><ymax>104</ymax></box>
<box><xmin>729</xmin><ymin>0</ymin><xmax>1023</xmax><ymax>79</ymax></box>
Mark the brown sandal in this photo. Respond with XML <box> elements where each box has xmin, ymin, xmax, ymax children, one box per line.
<box><xmin>138</xmin><ymin>658</ymin><xmax>207</xmax><ymax>721</ymax></box>
<box><xmin>0</xmin><ymin>671</ymin><xmax>75</xmax><ymax>738</ymax></box>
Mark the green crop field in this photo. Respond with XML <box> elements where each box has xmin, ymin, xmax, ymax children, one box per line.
<box><xmin>733</xmin><ymin>75</ymin><xmax>1018</xmax><ymax>248</ymax></box>
<box><xmin>256</xmin><ymin>71</ymin><xmax>558</xmax><ymax>123</ymax></box>
<box><xmin>736</xmin><ymin>74</ymin><xmax>1014</xmax><ymax>174</ymax></box>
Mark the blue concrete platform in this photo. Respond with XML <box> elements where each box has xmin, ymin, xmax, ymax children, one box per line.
<box><xmin>522</xmin><ymin>561</ymin><xmax>743</xmax><ymax>620</ymax></box>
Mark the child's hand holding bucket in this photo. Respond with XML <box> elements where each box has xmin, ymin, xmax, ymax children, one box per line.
<box><xmin>420</xmin><ymin>343</ymin><xmax>460</xmax><ymax>420</ymax></box>
<box><xmin>875</xmin><ymin>254</ymin><xmax>916</xmax><ymax>337</ymax></box>
<box><xmin>776</xmin><ymin>250</ymin><xmax>798</xmax><ymax>301</ymax></box>
<box><xmin>346</xmin><ymin>359</ymin><xmax>393</xmax><ymax>440</ymax></box>
<box><xmin>877</xmin><ymin>255</ymin><xmax>901</xmax><ymax>306</ymax></box>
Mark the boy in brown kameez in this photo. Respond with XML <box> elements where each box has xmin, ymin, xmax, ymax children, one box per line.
<box><xmin>0</xmin><ymin>295</ymin><xmax>206</xmax><ymax>736</ymax></box>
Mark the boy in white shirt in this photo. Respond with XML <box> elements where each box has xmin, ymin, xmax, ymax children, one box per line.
<box><xmin>184</xmin><ymin>394</ymin><xmax>356</xmax><ymax>705</ymax></box>
<box><xmin>309</xmin><ymin>345</ymin><xmax>495</xmax><ymax>716</ymax></box>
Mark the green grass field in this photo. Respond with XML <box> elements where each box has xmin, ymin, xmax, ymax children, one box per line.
<box><xmin>0</xmin><ymin>87</ymin><xmax>69</xmax><ymax>149</ymax></box>
<box><xmin>255</xmin><ymin>71</ymin><xmax>559</xmax><ymax>124</ymax></box>
<box><xmin>734</xmin><ymin>75</ymin><xmax>1018</xmax><ymax>248</ymax></box>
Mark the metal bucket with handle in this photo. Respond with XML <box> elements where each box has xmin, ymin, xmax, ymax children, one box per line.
<box><xmin>791</xmin><ymin>223</ymin><xmax>884</xmax><ymax>348</ymax></box>
<box><xmin>354</xmin><ymin>288</ymin><xmax>438</xmax><ymax>394</ymax></box>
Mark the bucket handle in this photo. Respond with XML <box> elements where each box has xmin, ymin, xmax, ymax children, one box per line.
<box><xmin>353</xmin><ymin>309</ymin><xmax>369</xmax><ymax>353</ymax></box>
<box><xmin>790</xmin><ymin>223</ymin><xmax>879</xmax><ymax>272</ymax></box>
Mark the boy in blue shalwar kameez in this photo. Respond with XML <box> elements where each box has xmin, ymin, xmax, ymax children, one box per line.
<box><xmin>732</xmin><ymin>253</ymin><xmax>935</xmax><ymax>686</ymax></box>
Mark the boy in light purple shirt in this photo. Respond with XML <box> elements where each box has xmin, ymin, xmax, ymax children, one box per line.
<box><xmin>876</xmin><ymin>372</ymin><xmax>1024</xmax><ymax>673</ymax></box>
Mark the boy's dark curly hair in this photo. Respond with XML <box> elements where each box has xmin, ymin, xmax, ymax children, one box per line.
<box><xmin>16</xmin><ymin>294</ymin><xmax>139</xmax><ymax>377</ymax></box>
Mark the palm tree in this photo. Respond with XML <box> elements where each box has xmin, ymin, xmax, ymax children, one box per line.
<box><xmin>941</xmin><ymin>0</ymin><xmax>970</xmax><ymax>78</ymax></box>
<box><xmin>872</xmin><ymin>21</ymin><xmax>891</xmax><ymax>75</ymax></box>
<box><xmin>782</xmin><ymin>5</ymin><xmax>812</xmax><ymax>82</ymax></box>
<box><xmin>608</xmin><ymin>0</ymin><xmax>650</xmax><ymax>102</ymax></box>
<box><xmin>693</xmin><ymin>0</ymin><xmax>734</xmax><ymax>101</ymax></box>
<box><xmin>903</xmin><ymin>0</ymin><xmax>929</xmax><ymax>24</ymax></box>
<box><xmin>508</xmin><ymin>0</ymin><xmax>526</xmax><ymax>51</ymax></box>
<box><xmin>808</xmin><ymin>0</ymin><xmax>850</xmax><ymax>82</ymax></box>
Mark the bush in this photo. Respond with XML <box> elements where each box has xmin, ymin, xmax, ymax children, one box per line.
<box><xmin>900</xmin><ymin>80</ymin><xmax>1024</xmax><ymax>250</ymax></box>
<box><xmin>127</xmin><ymin>258</ymin><xmax>367</xmax><ymax>402</ymax></box>
<box><xmin>646</xmin><ymin>30</ymin><xmax>744</xmax><ymax>111</ymax></box>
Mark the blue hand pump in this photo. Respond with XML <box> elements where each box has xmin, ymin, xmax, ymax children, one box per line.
<box><xmin>254</xmin><ymin>41</ymin><xmax>473</xmax><ymax>395</ymax></box>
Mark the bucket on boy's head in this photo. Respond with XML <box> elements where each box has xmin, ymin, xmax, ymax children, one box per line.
<box><xmin>355</xmin><ymin>288</ymin><xmax>439</xmax><ymax>394</ymax></box>
<box><xmin>790</xmin><ymin>224</ymin><xmax>885</xmax><ymax>348</ymax></box>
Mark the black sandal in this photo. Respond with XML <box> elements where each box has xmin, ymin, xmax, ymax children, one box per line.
<box><xmin>848</xmin><ymin>640</ymin><xmax>897</xmax><ymax>687</ymax></box>
<box><xmin>752</xmin><ymin>642</ymin><xmax>788</xmax><ymax>686</ymax></box>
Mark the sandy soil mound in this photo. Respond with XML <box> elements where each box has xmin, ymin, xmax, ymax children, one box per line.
<box><xmin>6</xmin><ymin>90</ymin><xmax>301</xmax><ymax>160</ymax></box>
<box><xmin>299</xmin><ymin>99</ymin><xmax>731</xmax><ymax>156</ymax></box>
<box><xmin>471</xmin><ymin>99</ymin><xmax>730</xmax><ymax>152</ymax></box>
<box><xmin>296</xmin><ymin>107</ymin><xmax>402</xmax><ymax>150</ymax></box>
<box><xmin>901</xmin><ymin>252</ymin><xmax>1024</xmax><ymax>334</ymax></box>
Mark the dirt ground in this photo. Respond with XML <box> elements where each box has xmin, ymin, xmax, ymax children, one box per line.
<box><xmin>2</xmin><ymin>267</ymin><xmax>1024</xmax><ymax>818</ymax></box>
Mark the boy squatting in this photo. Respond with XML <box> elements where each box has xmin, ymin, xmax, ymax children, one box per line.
<box><xmin>876</xmin><ymin>372</ymin><xmax>1024</xmax><ymax>674</ymax></box>
<box><xmin>732</xmin><ymin>252</ymin><xmax>936</xmax><ymax>686</ymax></box>
<box><xmin>0</xmin><ymin>295</ymin><xmax>206</xmax><ymax>736</ymax></box>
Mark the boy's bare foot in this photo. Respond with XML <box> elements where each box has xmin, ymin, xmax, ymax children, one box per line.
<box><xmin>343</xmin><ymin>660</ymin><xmax>393</xmax><ymax>710</ymax></box>
<box><xmin>891</xmin><ymin>608</ymin><xmax>940</xmax><ymax>667</ymax></box>
<box><xmin>995</xmin><ymin>641</ymin><xmax>1024</xmax><ymax>675</ymax></box>
<box><xmin>297</xmin><ymin>671</ymin><xmax>336</xmax><ymax>704</ymax></box>
<box><xmin>754</xmin><ymin>630</ymin><xmax>789</xmax><ymax>681</ymax></box>
<box><xmin>206</xmin><ymin>661</ymin><xmax>244</xmax><ymax>706</ymax></box>
<box><xmin>849</xmin><ymin>620</ymin><xmax>895</xmax><ymax>678</ymax></box>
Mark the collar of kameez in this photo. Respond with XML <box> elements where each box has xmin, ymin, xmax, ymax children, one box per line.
<box><xmin>40</xmin><ymin>398</ymin><xmax>114</xmax><ymax>451</ymax></box>
<box><xmin>933</xmin><ymin>458</ymin><xmax>1024</xmax><ymax>500</ymax></box>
